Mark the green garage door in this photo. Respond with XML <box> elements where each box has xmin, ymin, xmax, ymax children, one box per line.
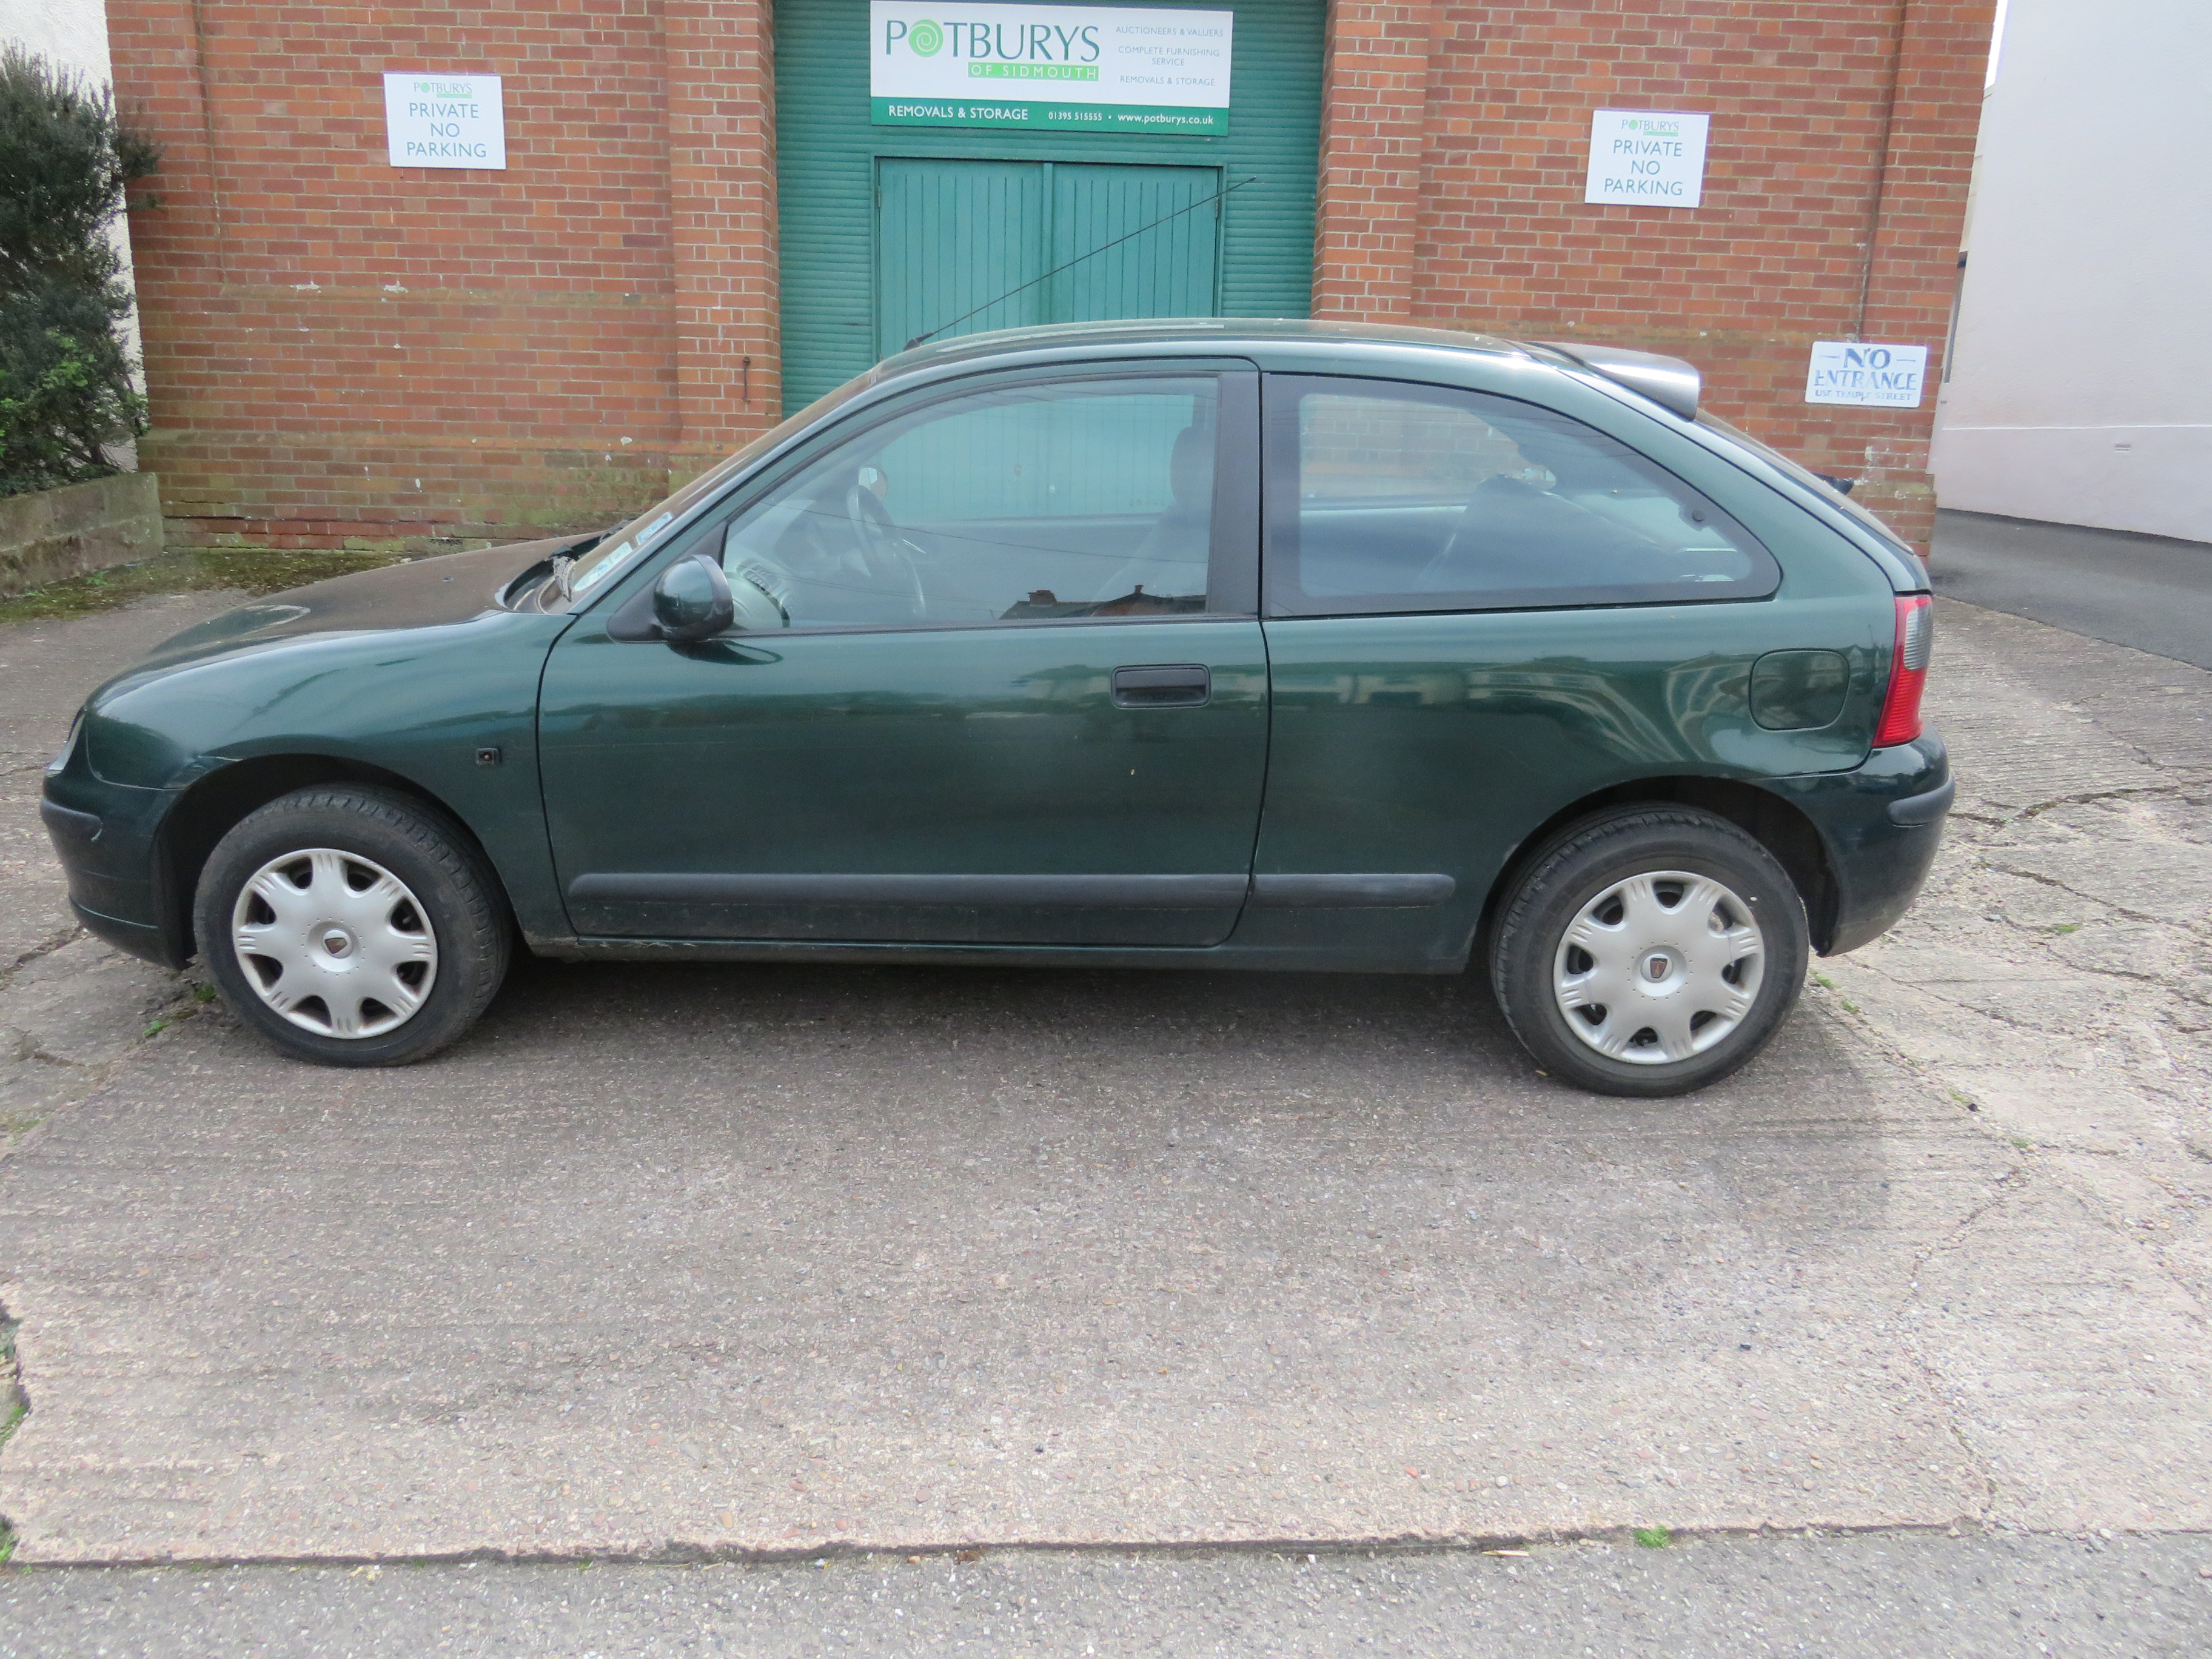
<box><xmin>777</xmin><ymin>0</ymin><xmax>1324</xmax><ymax>411</ymax></box>
<box><xmin>876</xmin><ymin>159</ymin><xmax>1222</xmax><ymax>357</ymax></box>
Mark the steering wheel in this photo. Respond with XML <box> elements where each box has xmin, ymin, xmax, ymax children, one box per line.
<box><xmin>845</xmin><ymin>486</ymin><xmax>928</xmax><ymax>618</ymax></box>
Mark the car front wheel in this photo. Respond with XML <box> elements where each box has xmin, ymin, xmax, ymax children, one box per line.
<box><xmin>1489</xmin><ymin>806</ymin><xmax>1809</xmax><ymax>1097</ymax></box>
<box><xmin>193</xmin><ymin>786</ymin><xmax>510</xmax><ymax>1066</ymax></box>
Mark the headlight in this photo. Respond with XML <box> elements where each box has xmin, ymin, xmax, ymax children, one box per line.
<box><xmin>49</xmin><ymin>711</ymin><xmax>83</xmax><ymax>773</ymax></box>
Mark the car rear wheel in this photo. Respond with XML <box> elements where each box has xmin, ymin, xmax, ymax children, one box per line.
<box><xmin>1489</xmin><ymin>807</ymin><xmax>1808</xmax><ymax>1096</ymax></box>
<box><xmin>194</xmin><ymin>786</ymin><xmax>510</xmax><ymax>1066</ymax></box>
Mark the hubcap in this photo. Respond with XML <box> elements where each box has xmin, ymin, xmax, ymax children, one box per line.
<box><xmin>1552</xmin><ymin>870</ymin><xmax>1765</xmax><ymax>1065</ymax></box>
<box><xmin>230</xmin><ymin>848</ymin><xmax>438</xmax><ymax>1039</ymax></box>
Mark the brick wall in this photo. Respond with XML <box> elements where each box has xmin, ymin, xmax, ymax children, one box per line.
<box><xmin>1315</xmin><ymin>0</ymin><xmax>1995</xmax><ymax>551</ymax></box>
<box><xmin>110</xmin><ymin>0</ymin><xmax>784</xmax><ymax>552</ymax></box>
<box><xmin>113</xmin><ymin>1</ymin><xmax>1988</xmax><ymax>554</ymax></box>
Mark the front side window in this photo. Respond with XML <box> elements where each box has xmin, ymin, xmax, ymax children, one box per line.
<box><xmin>1265</xmin><ymin>376</ymin><xmax>1777</xmax><ymax>616</ymax></box>
<box><xmin>708</xmin><ymin>375</ymin><xmax>1222</xmax><ymax>629</ymax></box>
<box><xmin>565</xmin><ymin>368</ymin><xmax>884</xmax><ymax>601</ymax></box>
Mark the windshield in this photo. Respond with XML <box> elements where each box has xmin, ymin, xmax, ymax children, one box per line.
<box><xmin>560</xmin><ymin>369</ymin><xmax>886</xmax><ymax>600</ymax></box>
<box><xmin>1694</xmin><ymin>409</ymin><xmax>1920</xmax><ymax>558</ymax></box>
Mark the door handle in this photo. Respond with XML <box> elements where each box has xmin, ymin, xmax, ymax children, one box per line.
<box><xmin>1112</xmin><ymin>663</ymin><xmax>1211</xmax><ymax>708</ymax></box>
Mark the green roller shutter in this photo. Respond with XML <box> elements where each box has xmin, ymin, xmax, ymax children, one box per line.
<box><xmin>1048</xmin><ymin>163</ymin><xmax>1223</xmax><ymax>328</ymax></box>
<box><xmin>876</xmin><ymin>159</ymin><xmax>1054</xmax><ymax>356</ymax></box>
<box><xmin>876</xmin><ymin>159</ymin><xmax>1223</xmax><ymax>357</ymax></box>
<box><xmin>776</xmin><ymin>0</ymin><xmax>1324</xmax><ymax>412</ymax></box>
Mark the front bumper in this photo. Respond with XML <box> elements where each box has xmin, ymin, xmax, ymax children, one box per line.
<box><xmin>41</xmin><ymin>765</ymin><xmax>188</xmax><ymax>969</ymax></box>
<box><xmin>1766</xmin><ymin>731</ymin><xmax>1952</xmax><ymax>956</ymax></box>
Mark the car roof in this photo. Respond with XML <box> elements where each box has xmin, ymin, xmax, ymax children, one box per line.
<box><xmin>871</xmin><ymin>318</ymin><xmax>1717</xmax><ymax>425</ymax></box>
<box><xmin>877</xmin><ymin>316</ymin><xmax>1533</xmax><ymax>377</ymax></box>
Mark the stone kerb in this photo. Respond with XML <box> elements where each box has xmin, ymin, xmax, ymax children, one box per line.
<box><xmin>0</xmin><ymin>474</ymin><xmax>166</xmax><ymax>597</ymax></box>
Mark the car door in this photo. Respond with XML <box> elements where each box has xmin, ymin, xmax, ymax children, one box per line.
<box><xmin>1244</xmin><ymin>372</ymin><xmax>1823</xmax><ymax>969</ymax></box>
<box><xmin>537</xmin><ymin>366</ymin><xmax>1267</xmax><ymax>947</ymax></box>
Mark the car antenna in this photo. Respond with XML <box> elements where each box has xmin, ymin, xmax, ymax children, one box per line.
<box><xmin>903</xmin><ymin>175</ymin><xmax>1259</xmax><ymax>352</ymax></box>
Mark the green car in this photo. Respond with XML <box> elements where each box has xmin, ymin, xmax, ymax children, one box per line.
<box><xmin>42</xmin><ymin>321</ymin><xmax>1948</xmax><ymax>1094</ymax></box>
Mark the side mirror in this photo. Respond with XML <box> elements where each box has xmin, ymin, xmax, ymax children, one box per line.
<box><xmin>652</xmin><ymin>554</ymin><xmax>735</xmax><ymax>643</ymax></box>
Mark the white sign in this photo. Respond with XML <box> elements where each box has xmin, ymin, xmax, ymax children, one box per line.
<box><xmin>1805</xmin><ymin>341</ymin><xmax>1929</xmax><ymax>407</ymax></box>
<box><xmin>1584</xmin><ymin>109</ymin><xmax>1709</xmax><ymax>207</ymax></box>
<box><xmin>383</xmin><ymin>72</ymin><xmax>506</xmax><ymax>169</ymax></box>
<box><xmin>869</xmin><ymin>3</ymin><xmax>1232</xmax><ymax>133</ymax></box>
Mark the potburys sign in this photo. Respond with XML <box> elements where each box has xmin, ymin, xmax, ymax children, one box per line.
<box><xmin>870</xmin><ymin>2</ymin><xmax>1233</xmax><ymax>133</ymax></box>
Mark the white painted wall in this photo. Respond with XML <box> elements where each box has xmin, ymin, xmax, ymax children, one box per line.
<box><xmin>0</xmin><ymin>0</ymin><xmax>146</xmax><ymax>452</ymax></box>
<box><xmin>1932</xmin><ymin>0</ymin><xmax>2212</xmax><ymax>542</ymax></box>
<box><xmin>0</xmin><ymin>0</ymin><xmax>112</xmax><ymax>82</ymax></box>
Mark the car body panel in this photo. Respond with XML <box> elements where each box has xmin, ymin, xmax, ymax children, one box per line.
<box><xmin>538</xmin><ymin>614</ymin><xmax>1271</xmax><ymax>945</ymax></box>
<box><xmin>1244</xmin><ymin>594</ymin><xmax>1890</xmax><ymax>965</ymax></box>
<box><xmin>39</xmin><ymin>321</ymin><xmax>1948</xmax><ymax>987</ymax></box>
<box><xmin>53</xmin><ymin>541</ymin><xmax>580</xmax><ymax>957</ymax></box>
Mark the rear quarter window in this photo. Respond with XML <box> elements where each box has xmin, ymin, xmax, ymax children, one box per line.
<box><xmin>1264</xmin><ymin>375</ymin><xmax>1780</xmax><ymax>617</ymax></box>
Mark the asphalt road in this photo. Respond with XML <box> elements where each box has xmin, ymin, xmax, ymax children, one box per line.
<box><xmin>5</xmin><ymin>1533</ymin><xmax>2211</xmax><ymax>1658</ymax></box>
<box><xmin>1931</xmin><ymin>509</ymin><xmax>2212</xmax><ymax>669</ymax></box>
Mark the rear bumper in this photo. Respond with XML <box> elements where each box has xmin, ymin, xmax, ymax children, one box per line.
<box><xmin>1765</xmin><ymin>732</ymin><xmax>1951</xmax><ymax>956</ymax></box>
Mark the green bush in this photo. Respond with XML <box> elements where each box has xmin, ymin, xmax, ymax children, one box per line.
<box><xmin>0</xmin><ymin>46</ymin><xmax>161</xmax><ymax>499</ymax></box>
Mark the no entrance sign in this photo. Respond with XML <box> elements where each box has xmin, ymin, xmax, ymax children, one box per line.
<box><xmin>1805</xmin><ymin>342</ymin><xmax>1930</xmax><ymax>408</ymax></box>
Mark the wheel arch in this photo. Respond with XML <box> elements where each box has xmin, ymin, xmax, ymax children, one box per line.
<box><xmin>1473</xmin><ymin>775</ymin><xmax>1841</xmax><ymax>966</ymax></box>
<box><xmin>153</xmin><ymin>754</ymin><xmax>505</xmax><ymax>967</ymax></box>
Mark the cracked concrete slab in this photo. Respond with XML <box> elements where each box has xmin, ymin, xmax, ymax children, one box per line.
<box><xmin>0</xmin><ymin>597</ymin><xmax>2208</xmax><ymax>1564</ymax></box>
<box><xmin>1</xmin><ymin>976</ymin><xmax>1999</xmax><ymax>1560</ymax></box>
<box><xmin>0</xmin><ymin>596</ymin><xmax>241</xmax><ymax>1154</ymax></box>
<box><xmin>1818</xmin><ymin>603</ymin><xmax>2212</xmax><ymax>1536</ymax></box>
<box><xmin>0</xmin><ymin>938</ymin><xmax>187</xmax><ymax>1131</ymax></box>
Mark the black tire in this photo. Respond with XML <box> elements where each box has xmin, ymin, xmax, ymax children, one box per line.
<box><xmin>193</xmin><ymin>786</ymin><xmax>511</xmax><ymax>1067</ymax></box>
<box><xmin>1489</xmin><ymin>806</ymin><xmax>1809</xmax><ymax>1097</ymax></box>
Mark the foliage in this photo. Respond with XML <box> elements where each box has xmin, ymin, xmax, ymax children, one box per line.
<box><xmin>0</xmin><ymin>47</ymin><xmax>160</xmax><ymax>498</ymax></box>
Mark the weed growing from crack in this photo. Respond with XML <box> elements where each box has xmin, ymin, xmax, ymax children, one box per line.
<box><xmin>1633</xmin><ymin>1526</ymin><xmax>1671</xmax><ymax>1548</ymax></box>
<box><xmin>144</xmin><ymin>988</ymin><xmax>219</xmax><ymax>1042</ymax></box>
<box><xmin>0</xmin><ymin>1315</ymin><xmax>24</xmax><ymax>1566</ymax></box>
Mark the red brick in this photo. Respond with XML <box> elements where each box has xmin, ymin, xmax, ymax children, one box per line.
<box><xmin>113</xmin><ymin>0</ymin><xmax>1989</xmax><ymax>555</ymax></box>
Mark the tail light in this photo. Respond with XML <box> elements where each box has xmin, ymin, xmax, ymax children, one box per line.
<box><xmin>1874</xmin><ymin>594</ymin><xmax>1934</xmax><ymax>746</ymax></box>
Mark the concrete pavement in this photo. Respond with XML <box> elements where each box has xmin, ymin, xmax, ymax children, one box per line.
<box><xmin>7</xmin><ymin>1533</ymin><xmax>2212</xmax><ymax>1657</ymax></box>
<box><xmin>1931</xmin><ymin>509</ymin><xmax>2212</xmax><ymax>669</ymax></box>
<box><xmin>0</xmin><ymin>596</ymin><xmax>246</xmax><ymax>1149</ymax></box>
<box><xmin>2</xmin><ymin>943</ymin><xmax>2006</xmax><ymax>1558</ymax></box>
<box><xmin>0</xmin><ymin>545</ymin><xmax>2207</xmax><ymax>1646</ymax></box>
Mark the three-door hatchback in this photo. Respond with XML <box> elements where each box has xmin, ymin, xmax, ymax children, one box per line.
<box><xmin>44</xmin><ymin>321</ymin><xmax>1949</xmax><ymax>1094</ymax></box>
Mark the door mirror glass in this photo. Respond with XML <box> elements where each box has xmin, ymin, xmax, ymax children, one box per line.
<box><xmin>652</xmin><ymin>554</ymin><xmax>736</xmax><ymax>643</ymax></box>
